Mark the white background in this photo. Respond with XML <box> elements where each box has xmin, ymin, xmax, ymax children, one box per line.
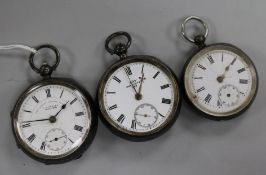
<box><xmin>0</xmin><ymin>0</ymin><xmax>265</xmax><ymax>175</ymax></box>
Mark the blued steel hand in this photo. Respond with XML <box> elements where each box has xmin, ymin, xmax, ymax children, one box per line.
<box><xmin>22</xmin><ymin>118</ymin><xmax>50</xmax><ymax>123</ymax></box>
<box><xmin>22</xmin><ymin>101</ymin><xmax>69</xmax><ymax>124</ymax></box>
<box><xmin>49</xmin><ymin>135</ymin><xmax>67</xmax><ymax>142</ymax></box>
<box><xmin>135</xmin><ymin>113</ymin><xmax>150</xmax><ymax>118</ymax></box>
<box><xmin>54</xmin><ymin>101</ymin><xmax>69</xmax><ymax>118</ymax></box>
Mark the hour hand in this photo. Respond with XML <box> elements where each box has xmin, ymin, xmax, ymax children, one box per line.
<box><xmin>136</xmin><ymin>64</ymin><xmax>145</xmax><ymax>100</ymax></box>
<box><xmin>54</xmin><ymin>101</ymin><xmax>69</xmax><ymax>118</ymax></box>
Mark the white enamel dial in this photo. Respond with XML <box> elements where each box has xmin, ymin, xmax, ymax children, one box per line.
<box><xmin>16</xmin><ymin>84</ymin><xmax>91</xmax><ymax>157</ymax></box>
<box><xmin>102</xmin><ymin>61</ymin><xmax>178</xmax><ymax>134</ymax></box>
<box><xmin>185</xmin><ymin>47</ymin><xmax>257</xmax><ymax>116</ymax></box>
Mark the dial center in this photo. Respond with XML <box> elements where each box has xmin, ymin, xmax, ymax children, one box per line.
<box><xmin>216</xmin><ymin>75</ymin><xmax>224</xmax><ymax>83</ymax></box>
<box><xmin>135</xmin><ymin>93</ymin><xmax>142</xmax><ymax>100</ymax></box>
<box><xmin>49</xmin><ymin>116</ymin><xmax>57</xmax><ymax>123</ymax></box>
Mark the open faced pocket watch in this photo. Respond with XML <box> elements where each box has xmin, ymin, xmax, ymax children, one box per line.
<box><xmin>10</xmin><ymin>44</ymin><xmax>97</xmax><ymax>164</ymax></box>
<box><xmin>181</xmin><ymin>16</ymin><xmax>258</xmax><ymax>120</ymax></box>
<box><xmin>97</xmin><ymin>31</ymin><xmax>181</xmax><ymax>141</ymax></box>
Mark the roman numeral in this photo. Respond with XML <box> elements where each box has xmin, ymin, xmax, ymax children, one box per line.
<box><xmin>239</xmin><ymin>79</ymin><xmax>248</xmax><ymax>84</ymax></box>
<box><xmin>23</xmin><ymin>110</ymin><xmax>32</xmax><ymax>113</ymax></box>
<box><xmin>153</xmin><ymin>71</ymin><xmax>160</xmax><ymax>79</ymax></box>
<box><xmin>68</xmin><ymin>138</ymin><xmax>74</xmax><ymax>143</ymax></box>
<box><xmin>162</xmin><ymin>98</ymin><xmax>171</xmax><ymax>104</ymax></box>
<box><xmin>107</xmin><ymin>91</ymin><xmax>116</xmax><ymax>94</ymax></box>
<box><xmin>207</xmin><ymin>54</ymin><xmax>214</xmax><ymax>64</ymax></box>
<box><xmin>124</xmin><ymin>66</ymin><xmax>132</xmax><ymax>75</ymax></box>
<box><xmin>27</xmin><ymin>134</ymin><xmax>36</xmax><ymax>143</ymax></box>
<box><xmin>74</xmin><ymin>125</ymin><xmax>83</xmax><ymax>132</ymax></box>
<box><xmin>40</xmin><ymin>142</ymin><xmax>46</xmax><ymax>150</ymax></box>
<box><xmin>70</xmin><ymin>98</ymin><xmax>77</xmax><ymax>105</ymax></box>
<box><xmin>32</xmin><ymin>96</ymin><xmax>39</xmax><ymax>103</ymax></box>
<box><xmin>113</xmin><ymin>76</ymin><xmax>121</xmax><ymax>83</ymax></box>
<box><xmin>231</xmin><ymin>57</ymin><xmax>237</xmax><ymax>65</ymax></box>
<box><xmin>159</xmin><ymin>113</ymin><xmax>165</xmax><ymax>117</ymax></box>
<box><xmin>197</xmin><ymin>64</ymin><xmax>206</xmax><ymax>70</ymax></box>
<box><xmin>196</xmin><ymin>86</ymin><xmax>205</xmax><ymax>93</ymax></box>
<box><xmin>22</xmin><ymin>123</ymin><xmax>31</xmax><ymax>128</ymax></box>
<box><xmin>45</xmin><ymin>89</ymin><xmax>51</xmax><ymax>98</ymax></box>
<box><xmin>117</xmin><ymin>114</ymin><xmax>125</xmax><ymax>124</ymax></box>
<box><xmin>109</xmin><ymin>104</ymin><xmax>117</xmax><ymax>110</ymax></box>
<box><xmin>161</xmin><ymin>84</ymin><xmax>170</xmax><ymax>89</ymax></box>
<box><xmin>204</xmin><ymin>94</ymin><xmax>212</xmax><ymax>103</ymax></box>
<box><xmin>75</xmin><ymin>112</ymin><xmax>84</xmax><ymax>116</ymax></box>
<box><xmin>60</xmin><ymin>90</ymin><xmax>64</xmax><ymax>98</ymax></box>
<box><xmin>237</xmin><ymin>68</ymin><xmax>246</xmax><ymax>74</ymax></box>
<box><xmin>222</xmin><ymin>52</ymin><xmax>224</xmax><ymax>62</ymax></box>
<box><xmin>131</xmin><ymin>120</ymin><xmax>136</xmax><ymax>129</ymax></box>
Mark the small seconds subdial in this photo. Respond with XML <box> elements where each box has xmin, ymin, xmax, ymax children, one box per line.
<box><xmin>134</xmin><ymin>103</ymin><xmax>158</xmax><ymax>128</ymax></box>
<box><xmin>45</xmin><ymin>128</ymin><xmax>67</xmax><ymax>151</ymax></box>
<box><xmin>218</xmin><ymin>84</ymin><xmax>240</xmax><ymax>107</ymax></box>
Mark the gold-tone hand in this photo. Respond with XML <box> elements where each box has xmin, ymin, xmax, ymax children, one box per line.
<box><xmin>217</xmin><ymin>64</ymin><xmax>230</xmax><ymax>83</ymax></box>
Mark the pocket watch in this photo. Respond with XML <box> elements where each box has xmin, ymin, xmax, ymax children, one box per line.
<box><xmin>97</xmin><ymin>31</ymin><xmax>181</xmax><ymax>141</ymax></box>
<box><xmin>10</xmin><ymin>44</ymin><xmax>97</xmax><ymax>164</ymax></box>
<box><xmin>181</xmin><ymin>16</ymin><xmax>258</xmax><ymax>120</ymax></box>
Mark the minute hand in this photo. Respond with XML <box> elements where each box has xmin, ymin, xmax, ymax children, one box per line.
<box><xmin>22</xmin><ymin>118</ymin><xmax>50</xmax><ymax>123</ymax></box>
<box><xmin>138</xmin><ymin>72</ymin><xmax>144</xmax><ymax>94</ymax></box>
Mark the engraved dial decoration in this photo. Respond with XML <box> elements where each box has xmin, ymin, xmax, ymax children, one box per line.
<box><xmin>15</xmin><ymin>84</ymin><xmax>91</xmax><ymax>157</ymax></box>
<box><xmin>184</xmin><ymin>46</ymin><xmax>257</xmax><ymax>117</ymax></box>
<box><xmin>100</xmin><ymin>60</ymin><xmax>179</xmax><ymax>135</ymax></box>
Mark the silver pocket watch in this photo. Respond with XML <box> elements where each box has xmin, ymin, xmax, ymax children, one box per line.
<box><xmin>181</xmin><ymin>16</ymin><xmax>258</xmax><ymax>120</ymax></box>
<box><xmin>11</xmin><ymin>44</ymin><xmax>97</xmax><ymax>164</ymax></box>
<box><xmin>97</xmin><ymin>31</ymin><xmax>182</xmax><ymax>141</ymax></box>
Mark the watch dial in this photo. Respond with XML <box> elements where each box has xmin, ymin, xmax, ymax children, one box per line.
<box><xmin>16</xmin><ymin>84</ymin><xmax>91</xmax><ymax>157</ymax></box>
<box><xmin>101</xmin><ymin>61</ymin><xmax>178</xmax><ymax>135</ymax></box>
<box><xmin>185</xmin><ymin>46</ymin><xmax>257</xmax><ymax>116</ymax></box>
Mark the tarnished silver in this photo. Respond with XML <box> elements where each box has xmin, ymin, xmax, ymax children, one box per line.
<box><xmin>10</xmin><ymin>44</ymin><xmax>97</xmax><ymax>164</ymax></box>
<box><xmin>180</xmin><ymin>16</ymin><xmax>258</xmax><ymax>120</ymax></box>
<box><xmin>29</xmin><ymin>44</ymin><xmax>60</xmax><ymax>77</ymax></box>
<box><xmin>98</xmin><ymin>31</ymin><xmax>182</xmax><ymax>141</ymax></box>
<box><xmin>105</xmin><ymin>31</ymin><xmax>132</xmax><ymax>59</ymax></box>
<box><xmin>181</xmin><ymin>16</ymin><xmax>209</xmax><ymax>44</ymax></box>
<box><xmin>183</xmin><ymin>44</ymin><xmax>258</xmax><ymax>118</ymax></box>
<box><xmin>11</xmin><ymin>78</ymin><xmax>94</xmax><ymax>162</ymax></box>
